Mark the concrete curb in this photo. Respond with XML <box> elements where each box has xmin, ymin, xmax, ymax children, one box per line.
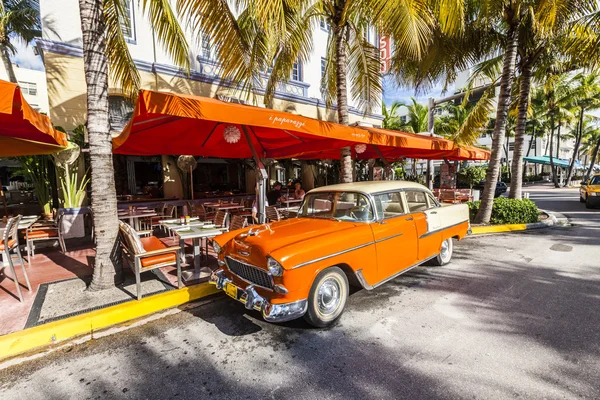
<box><xmin>0</xmin><ymin>282</ymin><xmax>219</xmax><ymax>363</ymax></box>
<box><xmin>470</xmin><ymin>210</ymin><xmax>567</xmax><ymax>235</ymax></box>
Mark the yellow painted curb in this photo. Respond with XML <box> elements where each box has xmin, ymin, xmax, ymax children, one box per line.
<box><xmin>0</xmin><ymin>282</ymin><xmax>219</xmax><ymax>361</ymax></box>
<box><xmin>471</xmin><ymin>224</ymin><xmax>528</xmax><ymax>234</ymax></box>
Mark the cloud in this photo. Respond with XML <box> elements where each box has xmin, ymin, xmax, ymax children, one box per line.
<box><xmin>9</xmin><ymin>39</ymin><xmax>45</xmax><ymax>71</ymax></box>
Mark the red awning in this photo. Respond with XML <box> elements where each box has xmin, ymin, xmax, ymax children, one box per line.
<box><xmin>0</xmin><ymin>79</ymin><xmax>67</xmax><ymax>156</ymax></box>
<box><xmin>113</xmin><ymin>90</ymin><xmax>490</xmax><ymax>161</ymax></box>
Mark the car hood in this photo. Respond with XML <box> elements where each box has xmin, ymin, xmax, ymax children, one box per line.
<box><xmin>228</xmin><ymin>218</ymin><xmax>357</xmax><ymax>264</ymax></box>
<box><xmin>588</xmin><ymin>184</ymin><xmax>600</xmax><ymax>191</ymax></box>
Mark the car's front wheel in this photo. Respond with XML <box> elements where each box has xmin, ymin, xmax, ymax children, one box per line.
<box><xmin>586</xmin><ymin>196</ymin><xmax>595</xmax><ymax>209</ymax></box>
<box><xmin>304</xmin><ymin>267</ymin><xmax>348</xmax><ymax>328</ymax></box>
<box><xmin>580</xmin><ymin>193</ymin><xmax>586</xmax><ymax>203</ymax></box>
<box><xmin>431</xmin><ymin>238</ymin><xmax>454</xmax><ymax>266</ymax></box>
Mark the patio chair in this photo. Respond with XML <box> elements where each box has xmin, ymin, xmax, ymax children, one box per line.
<box><xmin>118</xmin><ymin>221</ymin><xmax>182</xmax><ymax>300</ymax></box>
<box><xmin>26</xmin><ymin>212</ymin><xmax>66</xmax><ymax>261</ymax></box>
<box><xmin>1</xmin><ymin>215</ymin><xmax>31</xmax><ymax>302</ymax></box>
<box><xmin>214</xmin><ymin>210</ymin><xmax>229</xmax><ymax>230</ymax></box>
<box><xmin>230</xmin><ymin>215</ymin><xmax>248</xmax><ymax>231</ymax></box>
<box><xmin>266</xmin><ymin>206</ymin><xmax>281</xmax><ymax>222</ymax></box>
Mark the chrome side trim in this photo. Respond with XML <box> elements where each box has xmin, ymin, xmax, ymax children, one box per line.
<box><xmin>291</xmin><ymin>242</ymin><xmax>374</xmax><ymax>269</ymax></box>
<box><xmin>419</xmin><ymin>220</ymin><xmax>469</xmax><ymax>239</ymax></box>
<box><xmin>355</xmin><ymin>255</ymin><xmax>437</xmax><ymax>290</ymax></box>
<box><xmin>375</xmin><ymin>233</ymin><xmax>403</xmax><ymax>243</ymax></box>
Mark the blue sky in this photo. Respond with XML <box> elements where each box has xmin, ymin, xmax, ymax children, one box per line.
<box><xmin>10</xmin><ymin>39</ymin><xmax>44</xmax><ymax>71</ymax></box>
<box><xmin>382</xmin><ymin>75</ymin><xmax>455</xmax><ymax>106</ymax></box>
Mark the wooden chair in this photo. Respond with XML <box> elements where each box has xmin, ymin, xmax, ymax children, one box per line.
<box><xmin>230</xmin><ymin>215</ymin><xmax>248</xmax><ymax>231</ymax></box>
<box><xmin>26</xmin><ymin>212</ymin><xmax>66</xmax><ymax>261</ymax></box>
<box><xmin>214</xmin><ymin>210</ymin><xmax>229</xmax><ymax>230</ymax></box>
<box><xmin>266</xmin><ymin>206</ymin><xmax>281</xmax><ymax>222</ymax></box>
<box><xmin>118</xmin><ymin>221</ymin><xmax>182</xmax><ymax>300</ymax></box>
<box><xmin>1</xmin><ymin>216</ymin><xmax>31</xmax><ymax>302</ymax></box>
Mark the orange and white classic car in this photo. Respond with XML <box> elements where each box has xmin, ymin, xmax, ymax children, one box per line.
<box><xmin>210</xmin><ymin>181</ymin><xmax>470</xmax><ymax>327</ymax></box>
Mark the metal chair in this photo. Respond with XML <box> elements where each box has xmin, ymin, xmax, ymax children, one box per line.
<box><xmin>118</xmin><ymin>221</ymin><xmax>182</xmax><ymax>300</ymax></box>
<box><xmin>26</xmin><ymin>212</ymin><xmax>66</xmax><ymax>261</ymax></box>
<box><xmin>230</xmin><ymin>215</ymin><xmax>248</xmax><ymax>231</ymax></box>
<box><xmin>266</xmin><ymin>206</ymin><xmax>281</xmax><ymax>222</ymax></box>
<box><xmin>1</xmin><ymin>215</ymin><xmax>31</xmax><ymax>302</ymax></box>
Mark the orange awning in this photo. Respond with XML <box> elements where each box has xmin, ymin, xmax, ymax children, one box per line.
<box><xmin>0</xmin><ymin>79</ymin><xmax>67</xmax><ymax>156</ymax></box>
<box><xmin>113</xmin><ymin>90</ymin><xmax>490</xmax><ymax>161</ymax></box>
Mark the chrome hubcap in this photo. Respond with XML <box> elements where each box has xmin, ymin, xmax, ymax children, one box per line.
<box><xmin>440</xmin><ymin>240</ymin><xmax>450</xmax><ymax>259</ymax></box>
<box><xmin>317</xmin><ymin>278</ymin><xmax>341</xmax><ymax>315</ymax></box>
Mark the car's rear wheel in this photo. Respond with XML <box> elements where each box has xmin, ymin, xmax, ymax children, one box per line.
<box><xmin>431</xmin><ymin>238</ymin><xmax>454</xmax><ymax>266</ymax></box>
<box><xmin>304</xmin><ymin>267</ymin><xmax>348</xmax><ymax>328</ymax></box>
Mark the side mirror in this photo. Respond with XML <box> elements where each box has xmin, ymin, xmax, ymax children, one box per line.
<box><xmin>581</xmin><ymin>180</ymin><xmax>587</xmax><ymax>185</ymax></box>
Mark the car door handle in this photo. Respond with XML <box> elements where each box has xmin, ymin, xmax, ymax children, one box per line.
<box><xmin>405</xmin><ymin>217</ymin><xmax>414</xmax><ymax>221</ymax></box>
<box><xmin>430</xmin><ymin>211</ymin><xmax>437</xmax><ymax>214</ymax></box>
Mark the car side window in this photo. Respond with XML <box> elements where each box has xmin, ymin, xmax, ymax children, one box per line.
<box><xmin>405</xmin><ymin>190</ymin><xmax>429</xmax><ymax>213</ymax></box>
<box><xmin>374</xmin><ymin>192</ymin><xmax>406</xmax><ymax>219</ymax></box>
<box><xmin>426</xmin><ymin>193</ymin><xmax>439</xmax><ymax>208</ymax></box>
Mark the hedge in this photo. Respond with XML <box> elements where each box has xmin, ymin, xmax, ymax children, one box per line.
<box><xmin>468</xmin><ymin>197</ymin><xmax>539</xmax><ymax>225</ymax></box>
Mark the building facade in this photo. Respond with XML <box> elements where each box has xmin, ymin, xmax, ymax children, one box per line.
<box><xmin>0</xmin><ymin>62</ymin><xmax>49</xmax><ymax>114</ymax></box>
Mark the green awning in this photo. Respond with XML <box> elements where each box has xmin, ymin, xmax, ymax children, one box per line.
<box><xmin>523</xmin><ymin>156</ymin><xmax>573</xmax><ymax>168</ymax></box>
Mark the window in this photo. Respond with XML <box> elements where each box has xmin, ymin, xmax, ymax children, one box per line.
<box><xmin>19</xmin><ymin>81</ymin><xmax>37</xmax><ymax>96</ymax></box>
<box><xmin>405</xmin><ymin>190</ymin><xmax>429</xmax><ymax>212</ymax></box>
<box><xmin>291</xmin><ymin>61</ymin><xmax>302</xmax><ymax>81</ymax></box>
<box><xmin>120</xmin><ymin>0</ymin><xmax>136</xmax><ymax>42</ymax></box>
<box><xmin>201</xmin><ymin>33</ymin><xmax>212</xmax><ymax>60</ymax></box>
<box><xmin>426</xmin><ymin>193</ymin><xmax>439</xmax><ymax>208</ymax></box>
<box><xmin>400</xmin><ymin>116</ymin><xmax>407</xmax><ymax>123</ymax></box>
<box><xmin>109</xmin><ymin>96</ymin><xmax>134</xmax><ymax>132</ymax></box>
<box><xmin>298</xmin><ymin>191</ymin><xmax>373</xmax><ymax>222</ymax></box>
<box><xmin>321</xmin><ymin>57</ymin><xmax>327</xmax><ymax>77</ymax></box>
<box><xmin>374</xmin><ymin>192</ymin><xmax>405</xmax><ymax>219</ymax></box>
<box><xmin>319</xmin><ymin>18</ymin><xmax>330</xmax><ymax>32</ymax></box>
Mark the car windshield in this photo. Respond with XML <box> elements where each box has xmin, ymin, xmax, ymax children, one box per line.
<box><xmin>590</xmin><ymin>176</ymin><xmax>600</xmax><ymax>185</ymax></box>
<box><xmin>298</xmin><ymin>191</ymin><xmax>374</xmax><ymax>222</ymax></box>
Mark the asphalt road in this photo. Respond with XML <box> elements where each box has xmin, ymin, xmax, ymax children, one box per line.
<box><xmin>1</xmin><ymin>184</ymin><xmax>599</xmax><ymax>399</ymax></box>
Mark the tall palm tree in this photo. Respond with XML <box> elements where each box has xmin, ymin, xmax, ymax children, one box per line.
<box><xmin>78</xmin><ymin>0</ymin><xmax>189</xmax><ymax>290</ymax></box>
<box><xmin>564</xmin><ymin>72</ymin><xmax>600</xmax><ymax>186</ymax></box>
<box><xmin>382</xmin><ymin>100</ymin><xmax>404</xmax><ymax>130</ymax></box>
<box><xmin>434</xmin><ymin>94</ymin><xmax>494</xmax><ymax>146</ymax></box>
<box><xmin>399</xmin><ymin>97</ymin><xmax>428</xmax><ymax>134</ymax></box>
<box><xmin>581</xmin><ymin>122</ymin><xmax>600</xmax><ymax>180</ymax></box>
<box><xmin>0</xmin><ymin>0</ymin><xmax>40</xmax><ymax>83</ymax></box>
<box><xmin>509</xmin><ymin>0</ymin><xmax>600</xmax><ymax>198</ymax></box>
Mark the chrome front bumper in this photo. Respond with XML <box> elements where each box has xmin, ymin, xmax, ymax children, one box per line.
<box><xmin>209</xmin><ymin>269</ymin><xmax>307</xmax><ymax>323</ymax></box>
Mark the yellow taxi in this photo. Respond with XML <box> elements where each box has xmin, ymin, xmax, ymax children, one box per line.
<box><xmin>580</xmin><ymin>174</ymin><xmax>600</xmax><ymax>209</ymax></box>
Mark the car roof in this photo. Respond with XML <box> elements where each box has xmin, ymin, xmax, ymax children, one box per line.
<box><xmin>307</xmin><ymin>181</ymin><xmax>431</xmax><ymax>195</ymax></box>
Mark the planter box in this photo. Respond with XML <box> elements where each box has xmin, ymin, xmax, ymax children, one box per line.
<box><xmin>60</xmin><ymin>207</ymin><xmax>88</xmax><ymax>239</ymax></box>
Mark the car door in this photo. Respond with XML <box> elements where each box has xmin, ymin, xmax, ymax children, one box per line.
<box><xmin>370</xmin><ymin>192</ymin><xmax>418</xmax><ymax>282</ymax></box>
<box><xmin>405</xmin><ymin>189</ymin><xmax>442</xmax><ymax>260</ymax></box>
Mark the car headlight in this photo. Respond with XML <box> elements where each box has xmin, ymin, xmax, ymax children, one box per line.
<box><xmin>592</xmin><ymin>192</ymin><xmax>599</xmax><ymax>197</ymax></box>
<box><xmin>213</xmin><ymin>241</ymin><xmax>222</xmax><ymax>255</ymax></box>
<box><xmin>267</xmin><ymin>256</ymin><xmax>284</xmax><ymax>276</ymax></box>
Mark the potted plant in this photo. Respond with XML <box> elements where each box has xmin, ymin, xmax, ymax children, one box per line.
<box><xmin>54</xmin><ymin>142</ymin><xmax>90</xmax><ymax>239</ymax></box>
<box><xmin>14</xmin><ymin>155</ymin><xmax>53</xmax><ymax>219</ymax></box>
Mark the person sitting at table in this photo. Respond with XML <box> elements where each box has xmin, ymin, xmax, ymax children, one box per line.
<box><xmin>292</xmin><ymin>181</ymin><xmax>305</xmax><ymax>200</ymax></box>
<box><xmin>267</xmin><ymin>182</ymin><xmax>283</xmax><ymax>205</ymax></box>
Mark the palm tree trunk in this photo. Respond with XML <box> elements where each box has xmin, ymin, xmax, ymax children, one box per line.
<box><xmin>585</xmin><ymin>137</ymin><xmax>600</xmax><ymax>180</ymax></box>
<box><xmin>474</xmin><ymin>23</ymin><xmax>519</xmax><ymax>224</ymax></box>
<box><xmin>0</xmin><ymin>43</ymin><xmax>18</xmax><ymax>83</ymax></box>
<box><xmin>526</xmin><ymin>125</ymin><xmax>535</xmax><ymax>157</ymax></box>
<box><xmin>549</xmin><ymin>114</ymin><xmax>559</xmax><ymax>188</ymax></box>
<box><xmin>78</xmin><ymin>0</ymin><xmax>122</xmax><ymax>290</ymax></box>
<box><xmin>565</xmin><ymin>108</ymin><xmax>584</xmax><ymax>186</ymax></box>
<box><xmin>333</xmin><ymin>17</ymin><xmax>352</xmax><ymax>183</ymax></box>
<box><xmin>509</xmin><ymin>64</ymin><xmax>532</xmax><ymax>199</ymax></box>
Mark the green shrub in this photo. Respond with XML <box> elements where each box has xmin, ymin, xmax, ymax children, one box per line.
<box><xmin>468</xmin><ymin>197</ymin><xmax>539</xmax><ymax>225</ymax></box>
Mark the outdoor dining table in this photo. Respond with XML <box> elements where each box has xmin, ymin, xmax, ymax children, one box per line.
<box><xmin>280</xmin><ymin>198</ymin><xmax>303</xmax><ymax>208</ymax></box>
<box><xmin>1</xmin><ymin>215</ymin><xmax>39</xmax><ymax>266</ymax></box>
<box><xmin>160</xmin><ymin>219</ymin><xmax>226</xmax><ymax>281</ymax></box>
<box><xmin>118</xmin><ymin>209</ymin><xmax>157</xmax><ymax>230</ymax></box>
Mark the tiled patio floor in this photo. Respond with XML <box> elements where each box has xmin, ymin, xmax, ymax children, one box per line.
<box><xmin>0</xmin><ymin>236</ymin><xmax>219</xmax><ymax>337</ymax></box>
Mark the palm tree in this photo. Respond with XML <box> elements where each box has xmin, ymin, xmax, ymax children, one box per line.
<box><xmin>399</xmin><ymin>97</ymin><xmax>428</xmax><ymax>133</ymax></box>
<box><xmin>434</xmin><ymin>95</ymin><xmax>494</xmax><ymax>146</ymax></box>
<box><xmin>564</xmin><ymin>73</ymin><xmax>600</xmax><ymax>186</ymax></box>
<box><xmin>581</xmin><ymin>122</ymin><xmax>600</xmax><ymax>179</ymax></box>
<box><xmin>382</xmin><ymin>100</ymin><xmax>404</xmax><ymax>130</ymax></box>
<box><xmin>509</xmin><ymin>1</ymin><xmax>600</xmax><ymax>198</ymax></box>
<box><xmin>0</xmin><ymin>0</ymin><xmax>40</xmax><ymax>83</ymax></box>
<box><xmin>78</xmin><ymin>0</ymin><xmax>189</xmax><ymax>290</ymax></box>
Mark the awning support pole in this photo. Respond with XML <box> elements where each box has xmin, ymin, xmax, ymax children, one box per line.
<box><xmin>426</xmin><ymin>98</ymin><xmax>435</xmax><ymax>189</ymax></box>
<box><xmin>373</xmin><ymin>145</ymin><xmax>394</xmax><ymax>181</ymax></box>
<box><xmin>0</xmin><ymin>179</ymin><xmax>7</xmax><ymax>217</ymax></box>
<box><xmin>242</xmin><ymin>126</ymin><xmax>267</xmax><ymax>224</ymax></box>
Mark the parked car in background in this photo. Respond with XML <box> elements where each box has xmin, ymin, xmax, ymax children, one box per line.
<box><xmin>210</xmin><ymin>181</ymin><xmax>470</xmax><ymax>327</ymax></box>
<box><xmin>474</xmin><ymin>180</ymin><xmax>507</xmax><ymax>198</ymax></box>
<box><xmin>580</xmin><ymin>174</ymin><xmax>600</xmax><ymax>209</ymax></box>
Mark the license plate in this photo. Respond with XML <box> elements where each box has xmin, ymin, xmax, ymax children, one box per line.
<box><xmin>224</xmin><ymin>282</ymin><xmax>238</xmax><ymax>299</ymax></box>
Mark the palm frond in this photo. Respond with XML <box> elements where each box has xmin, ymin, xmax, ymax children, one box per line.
<box><xmin>347</xmin><ymin>27</ymin><xmax>382</xmax><ymax>115</ymax></box>
<box><xmin>320</xmin><ymin>30</ymin><xmax>338</xmax><ymax>110</ymax></box>
<box><xmin>453</xmin><ymin>86</ymin><xmax>495</xmax><ymax>146</ymax></box>
<box><xmin>104</xmin><ymin>0</ymin><xmax>140</xmax><ymax>99</ymax></box>
<box><xmin>140</xmin><ymin>0</ymin><xmax>190</xmax><ymax>72</ymax></box>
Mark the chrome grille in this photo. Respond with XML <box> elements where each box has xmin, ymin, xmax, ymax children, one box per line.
<box><xmin>225</xmin><ymin>257</ymin><xmax>274</xmax><ymax>290</ymax></box>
